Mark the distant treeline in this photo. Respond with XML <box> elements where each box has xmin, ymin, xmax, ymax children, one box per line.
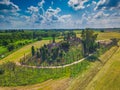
<box><xmin>0</xmin><ymin>30</ymin><xmax>60</xmax><ymax>45</ymax></box>
<box><xmin>0</xmin><ymin>30</ymin><xmax>61</xmax><ymax>54</ymax></box>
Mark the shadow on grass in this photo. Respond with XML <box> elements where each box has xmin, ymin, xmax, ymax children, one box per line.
<box><xmin>86</xmin><ymin>55</ymin><xmax>102</xmax><ymax>63</ymax></box>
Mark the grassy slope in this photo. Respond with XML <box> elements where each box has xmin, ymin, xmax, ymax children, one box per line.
<box><xmin>0</xmin><ymin>78</ymin><xmax>70</xmax><ymax>90</ymax></box>
<box><xmin>0</xmin><ymin>40</ymin><xmax>50</xmax><ymax>64</ymax></box>
<box><xmin>0</xmin><ymin>39</ymin><xmax>33</xmax><ymax>59</ymax></box>
<box><xmin>67</xmin><ymin>46</ymin><xmax>119</xmax><ymax>90</ymax></box>
<box><xmin>0</xmin><ymin>46</ymin><xmax>118</xmax><ymax>90</ymax></box>
<box><xmin>85</xmin><ymin>46</ymin><xmax>120</xmax><ymax>90</ymax></box>
<box><xmin>1</xmin><ymin>31</ymin><xmax>120</xmax><ymax>89</ymax></box>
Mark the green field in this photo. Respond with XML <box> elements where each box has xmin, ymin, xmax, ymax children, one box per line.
<box><xmin>0</xmin><ymin>40</ymin><xmax>50</xmax><ymax>64</ymax></box>
<box><xmin>0</xmin><ymin>39</ymin><xmax>34</xmax><ymax>59</ymax></box>
<box><xmin>0</xmin><ymin>46</ymin><xmax>8</xmax><ymax>55</ymax></box>
<box><xmin>0</xmin><ymin>59</ymin><xmax>90</xmax><ymax>86</ymax></box>
<box><xmin>85</xmin><ymin>46</ymin><xmax>120</xmax><ymax>90</ymax></box>
<box><xmin>67</xmin><ymin>46</ymin><xmax>119</xmax><ymax>90</ymax></box>
<box><xmin>0</xmin><ymin>42</ymin><xmax>115</xmax><ymax>87</ymax></box>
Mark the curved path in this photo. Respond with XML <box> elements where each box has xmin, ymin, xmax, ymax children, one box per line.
<box><xmin>16</xmin><ymin>54</ymin><xmax>93</xmax><ymax>69</ymax></box>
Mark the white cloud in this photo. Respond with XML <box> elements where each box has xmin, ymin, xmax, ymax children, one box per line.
<box><xmin>38</xmin><ymin>0</ymin><xmax>45</xmax><ymax>7</ymax></box>
<box><xmin>80</xmin><ymin>10</ymin><xmax>120</xmax><ymax>28</ymax></box>
<box><xmin>59</xmin><ymin>15</ymin><xmax>71</xmax><ymax>22</ymax></box>
<box><xmin>93</xmin><ymin>11</ymin><xmax>109</xmax><ymax>19</ymax></box>
<box><xmin>51</xmin><ymin>1</ymin><xmax>54</xmax><ymax>6</ymax></box>
<box><xmin>87</xmin><ymin>4</ymin><xmax>90</xmax><ymax>7</ymax></box>
<box><xmin>68</xmin><ymin>0</ymin><xmax>88</xmax><ymax>10</ymax></box>
<box><xmin>92</xmin><ymin>1</ymin><xmax>97</xmax><ymax>5</ymax></box>
<box><xmin>0</xmin><ymin>0</ymin><xmax>20</xmax><ymax>12</ymax></box>
<box><xmin>27</xmin><ymin>6</ymin><xmax>39</xmax><ymax>14</ymax></box>
<box><xmin>94</xmin><ymin>0</ymin><xmax>120</xmax><ymax>11</ymax></box>
<box><xmin>19</xmin><ymin>2</ymin><xmax>72</xmax><ymax>29</ymax></box>
<box><xmin>43</xmin><ymin>7</ymin><xmax>71</xmax><ymax>25</ymax></box>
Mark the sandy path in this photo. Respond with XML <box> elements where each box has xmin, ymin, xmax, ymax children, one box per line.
<box><xmin>16</xmin><ymin>54</ymin><xmax>93</xmax><ymax>69</ymax></box>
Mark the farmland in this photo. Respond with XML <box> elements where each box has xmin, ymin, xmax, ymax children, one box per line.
<box><xmin>85</xmin><ymin>45</ymin><xmax>120</xmax><ymax>90</ymax></box>
<box><xmin>0</xmin><ymin>0</ymin><xmax>120</xmax><ymax>89</ymax></box>
<box><xmin>0</xmin><ymin>29</ymin><xmax>120</xmax><ymax>90</ymax></box>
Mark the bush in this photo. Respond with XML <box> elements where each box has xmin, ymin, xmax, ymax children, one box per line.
<box><xmin>100</xmin><ymin>30</ymin><xmax>105</xmax><ymax>32</ymax></box>
<box><xmin>87</xmin><ymin>55</ymin><xmax>98</xmax><ymax>62</ymax></box>
<box><xmin>37</xmin><ymin>36</ymin><xmax>42</xmax><ymax>41</ymax></box>
<box><xmin>0</xmin><ymin>68</ymin><xmax>4</xmax><ymax>74</ymax></box>
<box><xmin>3</xmin><ymin>62</ymin><xmax>16</xmax><ymax>71</ymax></box>
<box><xmin>7</xmin><ymin>44</ymin><xmax>15</xmax><ymax>51</ymax></box>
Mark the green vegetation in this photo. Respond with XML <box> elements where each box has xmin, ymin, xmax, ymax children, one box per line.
<box><xmin>0</xmin><ymin>40</ymin><xmax>50</xmax><ymax>64</ymax></box>
<box><xmin>0</xmin><ymin>60</ymin><xmax>90</xmax><ymax>86</ymax></box>
<box><xmin>0</xmin><ymin>46</ymin><xmax>7</xmax><ymax>55</ymax></box>
<box><xmin>0</xmin><ymin>42</ymin><xmax>116</xmax><ymax>86</ymax></box>
<box><xmin>31</xmin><ymin>46</ymin><xmax>35</xmax><ymax>56</ymax></box>
<box><xmin>67</xmin><ymin>45</ymin><xmax>119</xmax><ymax>90</ymax></box>
<box><xmin>21</xmin><ymin>32</ymin><xmax>83</xmax><ymax>66</ymax></box>
<box><xmin>0</xmin><ymin>29</ymin><xmax>120</xmax><ymax>88</ymax></box>
<box><xmin>0</xmin><ymin>30</ymin><xmax>61</xmax><ymax>60</ymax></box>
<box><xmin>81</xmin><ymin>29</ymin><xmax>98</xmax><ymax>56</ymax></box>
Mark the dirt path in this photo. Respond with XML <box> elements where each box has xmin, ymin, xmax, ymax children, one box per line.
<box><xmin>16</xmin><ymin>54</ymin><xmax>93</xmax><ymax>69</ymax></box>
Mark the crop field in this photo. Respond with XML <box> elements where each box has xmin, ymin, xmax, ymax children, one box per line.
<box><xmin>67</xmin><ymin>46</ymin><xmax>119</xmax><ymax>90</ymax></box>
<box><xmin>85</xmin><ymin>46</ymin><xmax>120</xmax><ymax>90</ymax></box>
<box><xmin>76</xmin><ymin>31</ymin><xmax>120</xmax><ymax>40</ymax></box>
<box><xmin>97</xmin><ymin>32</ymin><xmax>120</xmax><ymax>40</ymax></box>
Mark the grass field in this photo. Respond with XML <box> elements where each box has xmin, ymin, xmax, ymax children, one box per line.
<box><xmin>0</xmin><ymin>78</ymin><xmax>70</xmax><ymax>90</ymax></box>
<box><xmin>0</xmin><ymin>59</ymin><xmax>90</xmax><ymax>86</ymax></box>
<box><xmin>0</xmin><ymin>31</ymin><xmax>120</xmax><ymax>89</ymax></box>
<box><xmin>0</xmin><ymin>39</ymin><xmax>62</xmax><ymax>64</ymax></box>
<box><xmin>97</xmin><ymin>32</ymin><xmax>120</xmax><ymax>40</ymax></box>
<box><xmin>0</xmin><ymin>40</ymin><xmax>50</xmax><ymax>64</ymax></box>
<box><xmin>67</xmin><ymin>46</ymin><xmax>119</xmax><ymax>90</ymax></box>
<box><xmin>0</xmin><ymin>46</ymin><xmax>8</xmax><ymax>55</ymax></box>
<box><xmin>0</xmin><ymin>42</ymin><xmax>115</xmax><ymax>87</ymax></box>
<box><xmin>76</xmin><ymin>31</ymin><xmax>120</xmax><ymax>40</ymax></box>
<box><xmin>85</xmin><ymin>46</ymin><xmax>120</xmax><ymax>90</ymax></box>
<box><xmin>14</xmin><ymin>39</ymin><xmax>33</xmax><ymax>45</ymax></box>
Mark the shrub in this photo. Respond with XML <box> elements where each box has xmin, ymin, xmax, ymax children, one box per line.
<box><xmin>0</xmin><ymin>68</ymin><xmax>4</xmax><ymax>75</ymax></box>
<box><xmin>7</xmin><ymin>44</ymin><xmax>15</xmax><ymax>51</ymax></box>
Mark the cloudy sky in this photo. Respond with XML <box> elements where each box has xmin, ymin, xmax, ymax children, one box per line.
<box><xmin>0</xmin><ymin>0</ymin><xmax>120</xmax><ymax>29</ymax></box>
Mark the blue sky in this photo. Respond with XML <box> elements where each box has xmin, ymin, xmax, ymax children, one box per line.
<box><xmin>0</xmin><ymin>0</ymin><xmax>120</xmax><ymax>29</ymax></box>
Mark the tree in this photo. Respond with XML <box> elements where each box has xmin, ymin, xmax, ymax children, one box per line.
<box><xmin>111</xmin><ymin>38</ymin><xmax>119</xmax><ymax>46</ymax></box>
<box><xmin>52</xmin><ymin>34</ymin><xmax>56</xmax><ymax>43</ymax></box>
<box><xmin>40</xmin><ymin>45</ymin><xmax>48</xmax><ymax>61</ymax></box>
<box><xmin>7</xmin><ymin>44</ymin><xmax>15</xmax><ymax>51</ymax></box>
<box><xmin>51</xmin><ymin>47</ymin><xmax>59</xmax><ymax>60</ymax></box>
<box><xmin>36</xmin><ymin>49</ymin><xmax>40</xmax><ymax>58</ymax></box>
<box><xmin>31</xmin><ymin>46</ymin><xmax>35</xmax><ymax>56</ymax></box>
<box><xmin>60</xmin><ymin>41</ymin><xmax>70</xmax><ymax>51</ymax></box>
<box><xmin>2</xmin><ymin>40</ymin><xmax>9</xmax><ymax>46</ymax></box>
<box><xmin>37</xmin><ymin>36</ymin><xmax>42</xmax><ymax>41</ymax></box>
<box><xmin>81</xmin><ymin>29</ymin><xmax>98</xmax><ymax>56</ymax></box>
